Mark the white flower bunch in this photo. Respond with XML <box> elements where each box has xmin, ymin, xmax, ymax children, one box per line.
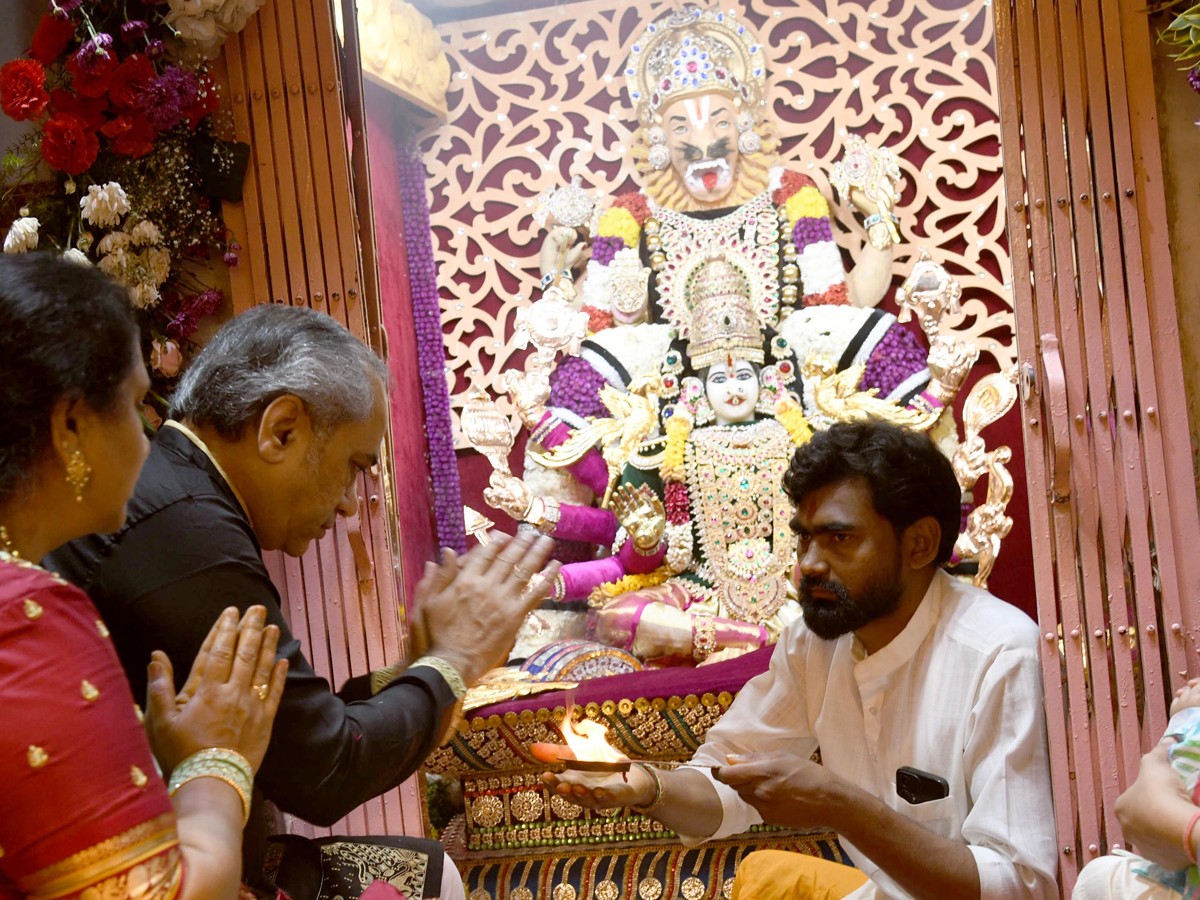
<box><xmin>3</xmin><ymin>217</ymin><xmax>39</xmax><ymax>254</ymax></box>
<box><xmin>80</xmin><ymin>182</ymin><xmax>132</xmax><ymax>229</ymax></box>
<box><xmin>165</xmin><ymin>0</ymin><xmax>266</xmax><ymax>58</ymax></box>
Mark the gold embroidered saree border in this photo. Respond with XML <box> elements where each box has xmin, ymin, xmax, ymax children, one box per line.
<box><xmin>24</xmin><ymin>812</ymin><xmax>182</xmax><ymax>900</ymax></box>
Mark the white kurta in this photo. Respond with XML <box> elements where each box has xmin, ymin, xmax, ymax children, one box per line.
<box><xmin>687</xmin><ymin>569</ymin><xmax>1058</xmax><ymax>900</ymax></box>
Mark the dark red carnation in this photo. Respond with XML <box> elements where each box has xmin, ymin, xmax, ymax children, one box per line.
<box><xmin>108</xmin><ymin>54</ymin><xmax>156</xmax><ymax>109</ymax></box>
<box><xmin>30</xmin><ymin>14</ymin><xmax>77</xmax><ymax>65</ymax></box>
<box><xmin>583</xmin><ymin>305</ymin><xmax>614</xmax><ymax>333</ymax></box>
<box><xmin>101</xmin><ymin>113</ymin><xmax>156</xmax><ymax>157</ymax></box>
<box><xmin>773</xmin><ymin>169</ymin><xmax>816</xmax><ymax>206</ymax></box>
<box><xmin>49</xmin><ymin>87</ymin><xmax>107</xmax><ymax>131</ymax></box>
<box><xmin>65</xmin><ymin>43</ymin><xmax>118</xmax><ymax>98</ymax></box>
<box><xmin>41</xmin><ymin>112</ymin><xmax>99</xmax><ymax>174</ymax></box>
<box><xmin>0</xmin><ymin>59</ymin><xmax>50</xmax><ymax>121</ymax></box>
<box><xmin>610</xmin><ymin>191</ymin><xmax>651</xmax><ymax>226</ymax></box>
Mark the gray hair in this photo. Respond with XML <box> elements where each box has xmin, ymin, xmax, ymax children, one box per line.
<box><xmin>170</xmin><ymin>304</ymin><xmax>390</xmax><ymax>439</ymax></box>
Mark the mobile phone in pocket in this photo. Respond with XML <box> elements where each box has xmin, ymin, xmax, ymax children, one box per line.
<box><xmin>896</xmin><ymin>766</ymin><xmax>949</xmax><ymax>804</ymax></box>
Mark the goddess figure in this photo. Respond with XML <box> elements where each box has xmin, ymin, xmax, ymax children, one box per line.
<box><xmin>489</xmin><ymin>256</ymin><xmax>810</xmax><ymax>664</ymax></box>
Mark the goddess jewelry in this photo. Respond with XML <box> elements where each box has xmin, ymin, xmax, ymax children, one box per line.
<box><xmin>647</xmin><ymin>126</ymin><xmax>669</xmax><ymax>171</ymax></box>
<box><xmin>594</xmin><ymin>854</ymin><xmax>621</xmax><ymax>900</ymax></box>
<box><xmin>65</xmin><ymin>448</ymin><xmax>92</xmax><ymax>502</ymax></box>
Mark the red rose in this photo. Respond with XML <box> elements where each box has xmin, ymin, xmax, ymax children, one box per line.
<box><xmin>41</xmin><ymin>112</ymin><xmax>100</xmax><ymax>174</ymax></box>
<box><xmin>30</xmin><ymin>14</ymin><xmax>77</xmax><ymax>65</ymax></box>
<box><xmin>108</xmin><ymin>54</ymin><xmax>155</xmax><ymax>109</ymax></box>
<box><xmin>101</xmin><ymin>113</ymin><xmax>156</xmax><ymax>157</ymax></box>
<box><xmin>49</xmin><ymin>87</ymin><xmax>107</xmax><ymax>131</ymax></box>
<box><xmin>0</xmin><ymin>59</ymin><xmax>50</xmax><ymax>121</ymax></box>
<box><xmin>65</xmin><ymin>45</ymin><xmax>118</xmax><ymax>99</ymax></box>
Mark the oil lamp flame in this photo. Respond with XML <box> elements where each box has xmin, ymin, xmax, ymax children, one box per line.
<box><xmin>560</xmin><ymin>716</ymin><xmax>624</xmax><ymax>763</ymax></box>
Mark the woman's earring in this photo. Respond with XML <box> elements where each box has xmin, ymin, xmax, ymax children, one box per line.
<box><xmin>65</xmin><ymin>448</ymin><xmax>92</xmax><ymax>502</ymax></box>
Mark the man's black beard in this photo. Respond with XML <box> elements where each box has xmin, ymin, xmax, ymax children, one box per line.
<box><xmin>798</xmin><ymin>574</ymin><xmax>904</xmax><ymax>641</ymax></box>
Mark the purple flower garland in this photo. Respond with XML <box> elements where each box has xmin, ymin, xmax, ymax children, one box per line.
<box><xmin>397</xmin><ymin>142</ymin><xmax>467</xmax><ymax>553</ymax></box>
<box><xmin>860</xmin><ymin>324</ymin><xmax>930</xmax><ymax>397</ymax></box>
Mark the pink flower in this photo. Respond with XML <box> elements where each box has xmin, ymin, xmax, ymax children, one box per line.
<box><xmin>140</xmin><ymin>402</ymin><xmax>163</xmax><ymax>429</ymax></box>
<box><xmin>150</xmin><ymin>337</ymin><xmax>183</xmax><ymax>377</ymax></box>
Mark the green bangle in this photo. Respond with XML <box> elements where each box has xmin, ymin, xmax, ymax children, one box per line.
<box><xmin>629</xmin><ymin>762</ymin><xmax>664</xmax><ymax>815</ymax></box>
<box><xmin>168</xmin><ymin>748</ymin><xmax>254</xmax><ymax>826</ymax></box>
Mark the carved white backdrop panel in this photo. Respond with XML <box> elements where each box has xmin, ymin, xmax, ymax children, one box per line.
<box><xmin>422</xmin><ymin>0</ymin><xmax>1012</xmax><ymax>447</ymax></box>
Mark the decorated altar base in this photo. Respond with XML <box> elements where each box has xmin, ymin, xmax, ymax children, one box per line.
<box><xmin>453</xmin><ymin>832</ymin><xmax>847</xmax><ymax>900</ymax></box>
<box><xmin>429</xmin><ymin>650</ymin><xmax>847</xmax><ymax>899</ymax></box>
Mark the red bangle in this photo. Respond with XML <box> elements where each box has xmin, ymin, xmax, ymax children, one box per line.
<box><xmin>1184</xmin><ymin>809</ymin><xmax>1200</xmax><ymax>865</ymax></box>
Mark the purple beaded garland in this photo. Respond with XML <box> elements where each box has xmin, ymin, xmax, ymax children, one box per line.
<box><xmin>398</xmin><ymin>142</ymin><xmax>467</xmax><ymax>553</ymax></box>
<box><xmin>860</xmin><ymin>324</ymin><xmax>930</xmax><ymax>397</ymax></box>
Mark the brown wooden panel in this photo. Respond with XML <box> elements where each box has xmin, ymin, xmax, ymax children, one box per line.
<box><xmin>997</xmin><ymin>0</ymin><xmax>1200</xmax><ymax>892</ymax></box>
<box><xmin>213</xmin><ymin>0</ymin><xmax>423</xmax><ymax>843</ymax></box>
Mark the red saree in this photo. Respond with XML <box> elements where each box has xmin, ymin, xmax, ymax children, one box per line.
<box><xmin>0</xmin><ymin>556</ymin><xmax>181</xmax><ymax>899</ymax></box>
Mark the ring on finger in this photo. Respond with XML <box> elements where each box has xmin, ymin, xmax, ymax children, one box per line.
<box><xmin>512</xmin><ymin>565</ymin><xmax>534</xmax><ymax>582</ymax></box>
<box><xmin>522</xmin><ymin>572</ymin><xmax>550</xmax><ymax>595</ymax></box>
<box><xmin>252</xmin><ymin>684</ymin><xmax>269</xmax><ymax>701</ymax></box>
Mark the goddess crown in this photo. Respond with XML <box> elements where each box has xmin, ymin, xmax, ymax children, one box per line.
<box><xmin>625</xmin><ymin>7</ymin><xmax>766</xmax><ymax>126</ymax></box>
<box><xmin>686</xmin><ymin>255</ymin><xmax>765</xmax><ymax>370</ymax></box>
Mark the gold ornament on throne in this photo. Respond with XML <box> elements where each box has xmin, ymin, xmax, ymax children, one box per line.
<box><xmin>529</xmin><ymin>374</ymin><xmax>664</xmax><ymax>508</ymax></box>
<box><xmin>459</xmin><ymin>384</ymin><xmax>531</xmax><ymax>521</ymax></box>
<box><xmin>895</xmin><ymin>247</ymin><xmax>964</xmax><ymax>338</ymax></box>
<box><xmin>953</xmin><ymin>370</ymin><xmax>1019</xmax><ymax>589</ymax></box>
<box><xmin>802</xmin><ymin>356</ymin><xmax>941</xmax><ymax>432</ymax></box>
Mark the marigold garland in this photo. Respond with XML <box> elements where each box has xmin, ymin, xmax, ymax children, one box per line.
<box><xmin>774</xmin><ymin>399</ymin><xmax>814</xmax><ymax>446</ymax></box>
<box><xmin>660</xmin><ymin>414</ymin><xmax>691</xmax><ymax>482</ymax></box>
<box><xmin>588</xmin><ymin>565</ymin><xmax>672</xmax><ymax>605</ymax></box>
<box><xmin>784</xmin><ymin>186</ymin><xmax>831</xmax><ymax>225</ymax></box>
<box><xmin>596</xmin><ymin>205</ymin><xmax>641</xmax><ymax>249</ymax></box>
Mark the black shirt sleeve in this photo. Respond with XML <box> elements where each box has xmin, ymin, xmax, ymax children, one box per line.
<box><xmin>49</xmin><ymin>436</ymin><xmax>456</xmax><ymax>827</ymax></box>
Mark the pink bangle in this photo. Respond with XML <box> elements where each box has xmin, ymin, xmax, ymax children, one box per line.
<box><xmin>1184</xmin><ymin>809</ymin><xmax>1200</xmax><ymax>865</ymax></box>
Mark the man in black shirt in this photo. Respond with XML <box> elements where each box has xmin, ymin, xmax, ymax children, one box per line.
<box><xmin>48</xmin><ymin>305</ymin><xmax>556</xmax><ymax>898</ymax></box>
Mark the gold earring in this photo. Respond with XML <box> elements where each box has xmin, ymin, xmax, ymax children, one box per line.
<box><xmin>65</xmin><ymin>448</ymin><xmax>92</xmax><ymax>502</ymax></box>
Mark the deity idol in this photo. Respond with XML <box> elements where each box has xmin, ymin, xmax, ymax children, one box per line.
<box><xmin>488</xmin><ymin>256</ymin><xmax>812</xmax><ymax>663</ymax></box>
<box><xmin>528</xmin><ymin>6</ymin><xmax>950</xmax><ymax>486</ymax></box>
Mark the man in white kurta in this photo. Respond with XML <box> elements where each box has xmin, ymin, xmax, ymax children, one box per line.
<box><xmin>687</xmin><ymin>567</ymin><xmax>1058</xmax><ymax>899</ymax></box>
<box><xmin>543</xmin><ymin>420</ymin><xmax>1058</xmax><ymax>899</ymax></box>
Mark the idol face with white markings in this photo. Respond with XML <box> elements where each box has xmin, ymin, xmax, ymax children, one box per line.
<box><xmin>660</xmin><ymin>92</ymin><xmax>739</xmax><ymax>206</ymax></box>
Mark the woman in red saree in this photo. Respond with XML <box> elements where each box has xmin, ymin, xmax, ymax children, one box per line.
<box><xmin>0</xmin><ymin>252</ymin><xmax>287</xmax><ymax>900</ymax></box>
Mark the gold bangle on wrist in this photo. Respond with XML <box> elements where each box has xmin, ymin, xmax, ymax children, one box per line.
<box><xmin>410</xmin><ymin>655</ymin><xmax>468</xmax><ymax>699</ymax></box>
<box><xmin>168</xmin><ymin>748</ymin><xmax>254</xmax><ymax>825</ymax></box>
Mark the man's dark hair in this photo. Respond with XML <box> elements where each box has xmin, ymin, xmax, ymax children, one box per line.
<box><xmin>0</xmin><ymin>253</ymin><xmax>139</xmax><ymax>502</ymax></box>
<box><xmin>169</xmin><ymin>304</ymin><xmax>390</xmax><ymax>439</ymax></box>
<box><xmin>782</xmin><ymin>420</ymin><xmax>962</xmax><ymax>565</ymax></box>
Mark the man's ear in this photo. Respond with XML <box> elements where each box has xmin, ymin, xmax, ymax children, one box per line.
<box><xmin>255</xmin><ymin>395</ymin><xmax>311</xmax><ymax>464</ymax></box>
<box><xmin>903</xmin><ymin>516</ymin><xmax>942</xmax><ymax>570</ymax></box>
